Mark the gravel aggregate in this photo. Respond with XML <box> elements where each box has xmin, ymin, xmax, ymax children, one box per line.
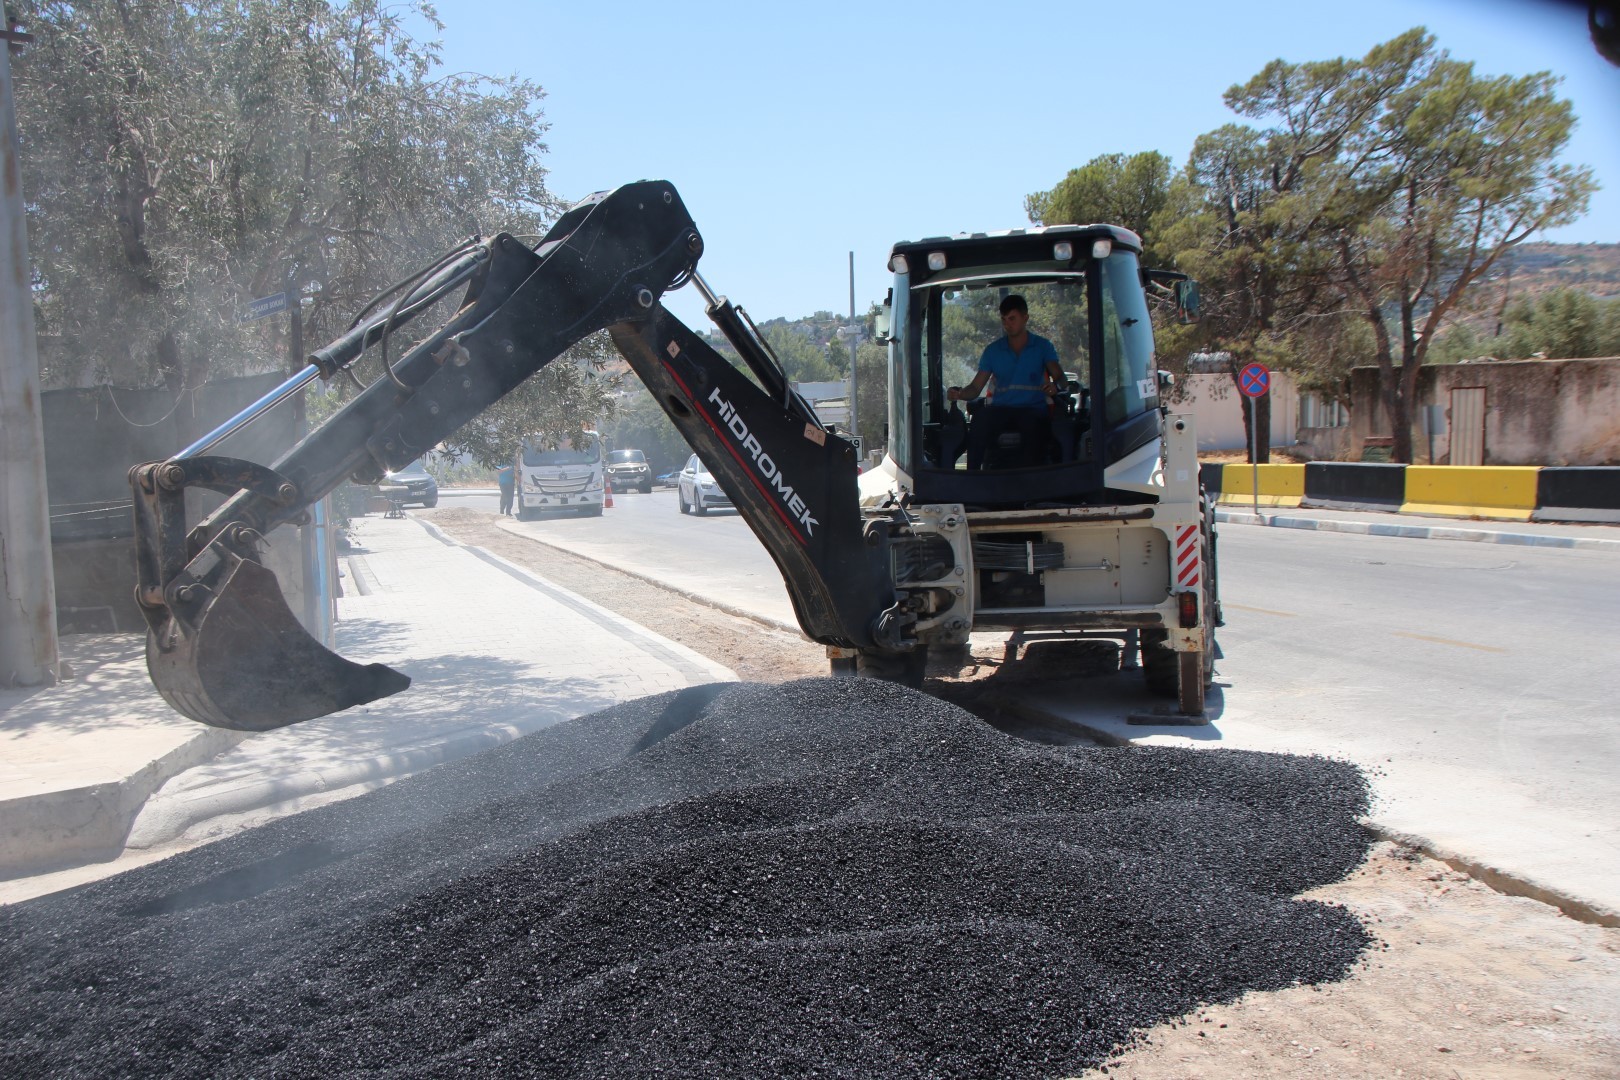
<box><xmin>0</xmin><ymin>678</ymin><xmax>1373</xmax><ymax>1078</ymax></box>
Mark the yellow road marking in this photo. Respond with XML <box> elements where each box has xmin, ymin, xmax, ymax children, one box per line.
<box><xmin>1224</xmin><ymin>603</ymin><xmax>1297</xmax><ymax>618</ymax></box>
<box><xmin>1393</xmin><ymin>631</ymin><xmax>1507</xmax><ymax>654</ymax></box>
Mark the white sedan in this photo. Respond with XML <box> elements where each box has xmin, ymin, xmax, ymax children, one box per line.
<box><xmin>676</xmin><ymin>454</ymin><xmax>732</xmax><ymax>515</ymax></box>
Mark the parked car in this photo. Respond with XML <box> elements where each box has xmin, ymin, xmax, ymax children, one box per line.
<box><xmin>383</xmin><ymin>459</ymin><xmax>438</xmax><ymax>507</ymax></box>
<box><xmin>605</xmin><ymin>448</ymin><xmax>654</xmax><ymax>493</ymax></box>
<box><xmin>655</xmin><ymin>470</ymin><xmax>679</xmax><ymax>488</ymax></box>
<box><xmin>676</xmin><ymin>454</ymin><xmax>731</xmax><ymax>515</ymax></box>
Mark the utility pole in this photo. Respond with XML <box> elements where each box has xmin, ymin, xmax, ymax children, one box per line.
<box><xmin>847</xmin><ymin>251</ymin><xmax>859</xmax><ymax>456</ymax></box>
<box><xmin>0</xmin><ymin>24</ymin><xmax>60</xmax><ymax>686</ymax></box>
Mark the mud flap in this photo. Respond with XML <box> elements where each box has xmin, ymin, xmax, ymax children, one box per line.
<box><xmin>146</xmin><ymin>556</ymin><xmax>410</xmax><ymax>731</ymax></box>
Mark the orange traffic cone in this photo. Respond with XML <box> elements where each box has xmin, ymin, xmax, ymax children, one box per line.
<box><xmin>604</xmin><ymin>479</ymin><xmax>614</xmax><ymax>508</ymax></box>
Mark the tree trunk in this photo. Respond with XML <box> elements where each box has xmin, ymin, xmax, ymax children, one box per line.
<box><xmin>1393</xmin><ymin>345</ymin><xmax>1425</xmax><ymax>465</ymax></box>
<box><xmin>1230</xmin><ymin>361</ymin><xmax>1272</xmax><ymax>464</ymax></box>
<box><xmin>155</xmin><ymin>329</ymin><xmax>185</xmax><ymax>396</ymax></box>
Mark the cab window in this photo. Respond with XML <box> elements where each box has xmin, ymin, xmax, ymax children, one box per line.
<box><xmin>1098</xmin><ymin>251</ymin><xmax>1158</xmax><ymax>424</ymax></box>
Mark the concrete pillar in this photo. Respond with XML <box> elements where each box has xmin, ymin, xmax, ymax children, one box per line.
<box><xmin>0</xmin><ymin>35</ymin><xmax>59</xmax><ymax>687</ymax></box>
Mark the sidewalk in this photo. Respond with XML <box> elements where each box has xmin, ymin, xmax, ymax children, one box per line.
<box><xmin>1216</xmin><ymin>503</ymin><xmax>1620</xmax><ymax>550</ymax></box>
<box><xmin>0</xmin><ymin>513</ymin><xmax>733</xmax><ymax>902</ymax></box>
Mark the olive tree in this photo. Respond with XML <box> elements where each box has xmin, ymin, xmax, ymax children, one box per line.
<box><xmin>15</xmin><ymin>0</ymin><xmax>615</xmax><ymax>448</ymax></box>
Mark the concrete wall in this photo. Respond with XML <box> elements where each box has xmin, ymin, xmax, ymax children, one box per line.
<box><xmin>1349</xmin><ymin>357</ymin><xmax>1620</xmax><ymax>466</ymax></box>
<box><xmin>1295</xmin><ymin>425</ymin><xmax>1352</xmax><ymax>461</ymax></box>
<box><xmin>1169</xmin><ymin>371</ymin><xmax>1301</xmax><ymax>453</ymax></box>
<box><xmin>41</xmin><ymin>374</ymin><xmax>312</xmax><ymax>635</ymax></box>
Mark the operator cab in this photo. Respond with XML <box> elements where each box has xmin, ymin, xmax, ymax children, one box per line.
<box><xmin>880</xmin><ymin>226</ymin><xmax>1171</xmax><ymax>510</ymax></box>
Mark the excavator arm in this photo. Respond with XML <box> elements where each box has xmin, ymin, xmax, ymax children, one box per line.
<box><xmin>131</xmin><ymin>180</ymin><xmax>904</xmax><ymax>731</ymax></box>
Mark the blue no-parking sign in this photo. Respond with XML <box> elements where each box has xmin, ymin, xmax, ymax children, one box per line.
<box><xmin>1239</xmin><ymin>362</ymin><xmax>1271</xmax><ymax>398</ymax></box>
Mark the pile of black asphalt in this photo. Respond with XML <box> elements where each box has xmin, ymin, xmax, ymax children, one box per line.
<box><xmin>0</xmin><ymin>678</ymin><xmax>1373</xmax><ymax>1079</ymax></box>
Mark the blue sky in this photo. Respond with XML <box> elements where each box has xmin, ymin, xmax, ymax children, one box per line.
<box><xmin>420</xmin><ymin>0</ymin><xmax>1619</xmax><ymax>325</ymax></box>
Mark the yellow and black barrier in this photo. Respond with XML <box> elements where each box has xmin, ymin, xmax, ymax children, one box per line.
<box><xmin>1198</xmin><ymin>462</ymin><xmax>1620</xmax><ymax>523</ymax></box>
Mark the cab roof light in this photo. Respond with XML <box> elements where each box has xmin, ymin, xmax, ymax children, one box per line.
<box><xmin>927</xmin><ymin>251</ymin><xmax>947</xmax><ymax>271</ymax></box>
<box><xmin>1053</xmin><ymin>241</ymin><xmax>1073</xmax><ymax>262</ymax></box>
<box><xmin>1092</xmin><ymin>238</ymin><xmax>1113</xmax><ymax>260</ymax></box>
<box><xmin>888</xmin><ymin>253</ymin><xmax>909</xmax><ymax>274</ymax></box>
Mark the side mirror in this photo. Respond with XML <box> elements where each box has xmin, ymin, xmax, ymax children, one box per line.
<box><xmin>1175</xmin><ymin>280</ymin><xmax>1201</xmax><ymax>323</ymax></box>
<box><xmin>873</xmin><ymin>303</ymin><xmax>892</xmax><ymax>345</ymax></box>
<box><xmin>1157</xmin><ymin>370</ymin><xmax>1175</xmax><ymax>391</ymax></box>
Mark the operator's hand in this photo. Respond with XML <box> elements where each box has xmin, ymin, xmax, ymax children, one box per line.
<box><xmin>946</xmin><ymin>386</ymin><xmax>964</xmax><ymax>401</ymax></box>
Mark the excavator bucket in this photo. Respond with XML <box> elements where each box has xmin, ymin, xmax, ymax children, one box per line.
<box><xmin>146</xmin><ymin>555</ymin><xmax>410</xmax><ymax>732</ymax></box>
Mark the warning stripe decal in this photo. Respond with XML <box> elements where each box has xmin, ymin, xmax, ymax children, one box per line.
<box><xmin>1174</xmin><ymin>524</ymin><xmax>1200</xmax><ymax>588</ymax></box>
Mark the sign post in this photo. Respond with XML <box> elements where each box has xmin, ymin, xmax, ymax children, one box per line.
<box><xmin>1238</xmin><ymin>362</ymin><xmax>1271</xmax><ymax>517</ymax></box>
<box><xmin>243</xmin><ymin>292</ymin><xmax>289</xmax><ymax>322</ymax></box>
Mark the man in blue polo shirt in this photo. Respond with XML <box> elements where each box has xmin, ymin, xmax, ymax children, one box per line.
<box><xmin>947</xmin><ymin>294</ymin><xmax>1064</xmax><ymax>469</ymax></box>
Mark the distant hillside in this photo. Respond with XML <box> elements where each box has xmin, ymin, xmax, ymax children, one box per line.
<box><xmin>1486</xmin><ymin>241</ymin><xmax>1620</xmax><ymax>302</ymax></box>
<box><xmin>594</xmin><ymin>243</ymin><xmax>1619</xmax><ymax>374</ymax></box>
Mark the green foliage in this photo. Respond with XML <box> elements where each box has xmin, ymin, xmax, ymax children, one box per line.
<box><xmin>1423</xmin><ymin>323</ymin><xmax>1488</xmax><ymax>365</ymax></box>
<box><xmin>1025</xmin><ymin>151</ymin><xmax>1174</xmax><ymax>263</ymax></box>
<box><xmin>852</xmin><ymin>338</ymin><xmax>888</xmax><ymax>452</ymax></box>
<box><xmin>761</xmin><ymin>324</ymin><xmax>839</xmax><ymax>383</ymax></box>
<box><xmin>15</xmin><ymin>0</ymin><xmax>560</xmax><ymax>395</ymax></box>
<box><xmin>436</xmin><ymin>332</ymin><xmax>621</xmax><ymax>469</ymax></box>
<box><xmin>1498</xmin><ymin>288</ymin><xmax>1620</xmax><ymax>359</ymax></box>
<box><xmin>940</xmin><ymin>290</ymin><xmax>1001</xmax><ymax>385</ymax></box>
<box><xmin>599</xmin><ymin>384</ymin><xmax>690</xmax><ymax>474</ymax></box>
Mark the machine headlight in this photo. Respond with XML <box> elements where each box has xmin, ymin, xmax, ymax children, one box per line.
<box><xmin>926</xmin><ymin>251</ymin><xmax>947</xmax><ymax>271</ymax></box>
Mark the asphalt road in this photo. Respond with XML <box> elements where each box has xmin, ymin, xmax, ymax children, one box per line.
<box><xmin>438</xmin><ymin>485</ymin><xmax>1620</xmax><ymax>914</ymax></box>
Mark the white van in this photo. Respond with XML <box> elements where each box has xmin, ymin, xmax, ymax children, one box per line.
<box><xmin>515</xmin><ymin>432</ymin><xmax>604</xmax><ymax>518</ymax></box>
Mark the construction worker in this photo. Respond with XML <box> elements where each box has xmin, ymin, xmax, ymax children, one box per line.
<box><xmin>947</xmin><ymin>294</ymin><xmax>1064</xmax><ymax>468</ymax></box>
<box><xmin>497</xmin><ymin>461</ymin><xmax>515</xmax><ymax>515</ymax></box>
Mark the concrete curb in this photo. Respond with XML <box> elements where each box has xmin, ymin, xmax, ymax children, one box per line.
<box><xmin>1214</xmin><ymin>509</ymin><xmax>1620</xmax><ymax>551</ymax></box>
<box><xmin>1365</xmin><ymin>823</ymin><xmax>1620</xmax><ymax>930</ymax></box>
<box><xmin>1</xmin><ymin>726</ymin><xmax>249</xmax><ymax>879</ymax></box>
<box><xmin>125</xmin><ymin>721</ymin><xmax>544</xmax><ymax>850</ymax></box>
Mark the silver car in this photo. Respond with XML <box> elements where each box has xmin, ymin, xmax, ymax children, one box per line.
<box><xmin>676</xmin><ymin>454</ymin><xmax>731</xmax><ymax>515</ymax></box>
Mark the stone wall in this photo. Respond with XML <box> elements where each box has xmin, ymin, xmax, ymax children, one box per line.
<box><xmin>1348</xmin><ymin>357</ymin><xmax>1620</xmax><ymax>466</ymax></box>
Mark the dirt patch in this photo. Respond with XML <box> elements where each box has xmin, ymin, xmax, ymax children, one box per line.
<box><xmin>1088</xmin><ymin>845</ymin><xmax>1620</xmax><ymax>1079</ymax></box>
<box><xmin>420</xmin><ymin>507</ymin><xmax>1620</xmax><ymax>1079</ymax></box>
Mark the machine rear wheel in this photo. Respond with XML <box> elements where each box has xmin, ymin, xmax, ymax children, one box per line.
<box><xmin>1141</xmin><ymin>629</ymin><xmax>1177</xmax><ymax>696</ymax></box>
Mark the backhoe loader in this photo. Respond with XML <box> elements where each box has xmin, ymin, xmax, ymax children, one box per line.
<box><xmin>130</xmin><ymin>180</ymin><xmax>1217</xmax><ymax>732</ymax></box>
